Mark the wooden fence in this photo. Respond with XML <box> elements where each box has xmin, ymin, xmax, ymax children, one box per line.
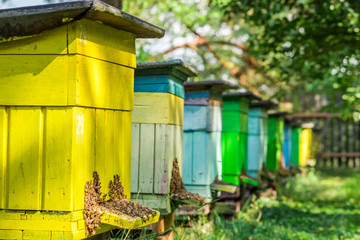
<box><xmin>289</xmin><ymin>113</ymin><xmax>360</xmax><ymax>167</ymax></box>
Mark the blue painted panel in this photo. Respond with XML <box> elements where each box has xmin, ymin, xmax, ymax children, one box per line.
<box><xmin>184</xmin><ymin>184</ymin><xmax>212</xmax><ymax>203</ymax></box>
<box><xmin>184</xmin><ymin>105</ymin><xmax>222</xmax><ymax>132</ymax></box>
<box><xmin>185</xmin><ymin>91</ymin><xmax>210</xmax><ymax>99</ymax></box>
<box><xmin>134</xmin><ymin>75</ymin><xmax>185</xmax><ymax>98</ymax></box>
<box><xmin>247</xmin><ymin>135</ymin><xmax>261</xmax><ymax>178</ymax></box>
<box><xmin>182</xmin><ymin>131</ymin><xmax>220</xmax><ymax>186</ymax></box>
<box><xmin>283</xmin><ymin>125</ymin><xmax>291</xmax><ymax>169</ymax></box>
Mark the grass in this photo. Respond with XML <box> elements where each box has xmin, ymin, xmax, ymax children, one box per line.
<box><xmin>174</xmin><ymin>167</ymin><xmax>360</xmax><ymax>240</ymax></box>
<box><xmin>113</xmin><ymin>167</ymin><xmax>360</xmax><ymax>239</ymax></box>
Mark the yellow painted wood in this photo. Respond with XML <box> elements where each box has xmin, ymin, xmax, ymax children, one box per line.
<box><xmin>99</xmin><ymin>210</ymin><xmax>160</xmax><ymax>230</ymax></box>
<box><xmin>52</xmin><ymin>230</ymin><xmax>86</xmax><ymax>240</ymax></box>
<box><xmin>68</xmin><ymin>19</ymin><xmax>136</xmax><ymax>68</ymax></box>
<box><xmin>23</xmin><ymin>210</ymin><xmax>83</xmax><ymax>222</ymax></box>
<box><xmin>0</xmin><ymin>55</ymin><xmax>69</xmax><ymax>106</ymax></box>
<box><xmin>0</xmin><ymin>107</ymin><xmax>7</xmax><ymax>209</ymax></box>
<box><xmin>7</xmin><ymin>107</ymin><xmax>43</xmax><ymax>210</ymax></box>
<box><xmin>22</xmin><ymin>230</ymin><xmax>51</xmax><ymax>239</ymax></box>
<box><xmin>0</xmin><ymin>210</ymin><xmax>25</xmax><ymax>220</ymax></box>
<box><xmin>299</xmin><ymin>128</ymin><xmax>312</xmax><ymax>167</ymax></box>
<box><xmin>0</xmin><ymin>19</ymin><xmax>136</xmax><ymax>68</ymax></box>
<box><xmin>0</xmin><ymin>55</ymin><xmax>134</xmax><ymax>110</ymax></box>
<box><xmin>0</xmin><ymin>219</ymin><xmax>78</xmax><ymax>231</ymax></box>
<box><xmin>0</xmin><ymin>230</ymin><xmax>22</xmax><ymax>239</ymax></box>
<box><xmin>132</xmin><ymin>92</ymin><xmax>184</xmax><ymax>125</ymax></box>
<box><xmin>72</xmin><ymin>55</ymin><xmax>134</xmax><ymax>110</ymax></box>
<box><xmin>0</xmin><ymin>24</ymin><xmax>68</xmax><ymax>55</ymax></box>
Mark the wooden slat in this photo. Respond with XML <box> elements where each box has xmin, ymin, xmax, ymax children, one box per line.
<box><xmin>130</xmin><ymin>123</ymin><xmax>140</xmax><ymax>193</ymax></box>
<box><xmin>138</xmin><ymin>124</ymin><xmax>155</xmax><ymax>194</ymax></box>
<box><xmin>182</xmin><ymin>132</ymin><xmax>193</xmax><ymax>186</ymax></box>
<box><xmin>0</xmin><ymin>107</ymin><xmax>7</xmax><ymax>209</ymax></box>
<box><xmin>7</xmin><ymin>107</ymin><xmax>43</xmax><ymax>210</ymax></box>
<box><xmin>43</xmin><ymin>107</ymin><xmax>73</xmax><ymax>211</ymax></box>
<box><xmin>68</xmin><ymin>19</ymin><xmax>136</xmax><ymax>68</ymax></box>
<box><xmin>120</xmin><ymin>112</ymin><xmax>132</xmax><ymax>199</ymax></box>
<box><xmin>132</xmin><ymin>92</ymin><xmax>184</xmax><ymax>125</ymax></box>
<box><xmin>174</xmin><ymin>125</ymin><xmax>183</xmax><ymax>174</ymax></box>
<box><xmin>322</xmin><ymin>152</ymin><xmax>360</xmax><ymax>158</ymax></box>
<box><xmin>289</xmin><ymin>113</ymin><xmax>339</xmax><ymax>118</ymax></box>
<box><xmin>184</xmin><ymin>97</ymin><xmax>222</xmax><ymax>107</ymax></box>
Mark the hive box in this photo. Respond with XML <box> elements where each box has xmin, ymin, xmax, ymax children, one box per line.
<box><xmin>222</xmin><ymin>92</ymin><xmax>261</xmax><ymax>186</ymax></box>
<box><xmin>131</xmin><ymin>60</ymin><xmax>197</xmax><ymax>214</ymax></box>
<box><xmin>247</xmin><ymin>100</ymin><xmax>277</xmax><ymax>178</ymax></box>
<box><xmin>266</xmin><ymin>112</ymin><xmax>287</xmax><ymax>172</ymax></box>
<box><xmin>0</xmin><ymin>1</ymin><xmax>164</xmax><ymax>239</ymax></box>
<box><xmin>283</xmin><ymin>121</ymin><xmax>292</xmax><ymax>169</ymax></box>
<box><xmin>182</xmin><ymin>80</ymin><xmax>237</xmax><ymax>202</ymax></box>
<box><xmin>291</xmin><ymin>125</ymin><xmax>302</xmax><ymax>168</ymax></box>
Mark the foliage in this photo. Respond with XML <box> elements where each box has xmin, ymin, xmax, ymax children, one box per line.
<box><xmin>212</xmin><ymin>0</ymin><xmax>360</xmax><ymax>118</ymax></box>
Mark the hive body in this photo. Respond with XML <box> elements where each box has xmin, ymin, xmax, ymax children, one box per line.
<box><xmin>299</xmin><ymin>128</ymin><xmax>312</xmax><ymax>167</ymax></box>
<box><xmin>247</xmin><ymin>108</ymin><xmax>268</xmax><ymax>178</ymax></box>
<box><xmin>131</xmin><ymin>61</ymin><xmax>195</xmax><ymax>214</ymax></box>
<box><xmin>182</xmin><ymin>81</ymin><xmax>233</xmax><ymax>202</ymax></box>
<box><xmin>283</xmin><ymin>123</ymin><xmax>292</xmax><ymax>169</ymax></box>
<box><xmin>290</xmin><ymin>126</ymin><xmax>302</xmax><ymax>168</ymax></box>
<box><xmin>0</xmin><ymin>1</ymin><xmax>165</xmax><ymax>238</ymax></box>
<box><xmin>266</xmin><ymin>114</ymin><xmax>285</xmax><ymax>172</ymax></box>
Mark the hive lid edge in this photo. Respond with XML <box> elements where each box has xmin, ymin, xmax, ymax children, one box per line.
<box><xmin>137</xmin><ymin>59</ymin><xmax>198</xmax><ymax>78</ymax></box>
<box><xmin>0</xmin><ymin>0</ymin><xmax>165</xmax><ymax>40</ymax></box>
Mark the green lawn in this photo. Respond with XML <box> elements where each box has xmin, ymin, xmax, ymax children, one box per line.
<box><xmin>175</xmin><ymin>168</ymin><xmax>360</xmax><ymax>240</ymax></box>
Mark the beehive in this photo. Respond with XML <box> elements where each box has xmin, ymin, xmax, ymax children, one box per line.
<box><xmin>131</xmin><ymin>60</ymin><xmax>197</xmax><ymax>214</ymax></box>
<box><xmin>0</xmin><ymin>1</ymin><xmax>164</xmax><ymax>239</ymax></box>
<box><xmin>247</xmin><ymin>100</ymin><xmax>277</xmax><ymax>178</ymax></box>
<box><xmin>290</xmin><ymin>126</ymin><xmax>302</xmax><ymax>168</ymax></box>
<box><xmin>221</xmin><ymin>92</ymin><xmax>261</xmax><ymax>186</ymax></box>
<box><xmin>299</xmin><ymin>127</ymin><xmax>312</xmax><ymax>167</ymax></box>
<box><xmin>182</xmin><ymin>81</ymin><xmax>237</xmax><ymax>202</ymax></box>
<box><xmin>282</xmin><ymin>121</ymin><xmax>292</xmax><ymax>169</ymax></box>
<box><xmin>266</xmin><ymin>112</ymin><xmax>286</xmax><ymax>172</ymax></box>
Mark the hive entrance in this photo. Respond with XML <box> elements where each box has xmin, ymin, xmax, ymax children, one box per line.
<box><xmin>170</xmin><ymin>159</ymin><xmax>205</xmax><ymax>204</ymax></box>
<box><xmin>84</xmin><ymin>172</ymin><xmax>157</xmax><ymax>236</ymax></box>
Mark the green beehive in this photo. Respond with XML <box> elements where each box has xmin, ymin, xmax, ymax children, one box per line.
<box><xmin>0</xmin><ymin>1</ymin><xmax>164</xmax><ymax>239</ymax></box>
<box><xmin>291</xmin><ymin>125</ymin><xmax>302</xmax><ymax>168</ymax></box>
<box><xmin>221</xmin><ymin>92</ymin><xmax>261</xmax><ymax>186</ymax></box>
<box><xmin>266</xmin><ymin>112</ymin><xmax>287</xmax><ymax>172</ymax></box>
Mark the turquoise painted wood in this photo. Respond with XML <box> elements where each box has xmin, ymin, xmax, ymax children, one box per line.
<box><xmin>247</xmin><ymin>107</ymin><xmax>268</xmax><ymax>178</ymax></box>
<box><xmin>283</xmin><ymin>123</ymin><xmax>291</xmax><ymax>169</ymax></box>
<box><xmin>131</xmin><ymin>60</ymin><xmax>197</xmax><ymax>214</ymax></box>
<box><xmin>183</xmin><ymin>80</ymin><xmax>236</xmax><ymax>202</ymax></box>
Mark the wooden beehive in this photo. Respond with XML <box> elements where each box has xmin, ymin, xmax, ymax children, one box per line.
<box><xmin>0</xmin><ymin>1</ymin><xmax>164</xmax><ymax>239</ymax></box>
<box><xmin>247</xmin><ymin>100</ymin><xmax>277</xmax><ymax>178</ymax></box>
<box><xmin>299</xmin><ymin>127</ymin><xmax>312</xmax><ymax>167</ymax></box>
<box><xmin>182</xmin><ymin>80</ymin><xmax>237</xmax><ymax>202</ymax></box>
<box><xmin>290</xmin><ymin>125</ymin><xmax>302</xmax><ymax>168</ymax></box>
<box><xmin>131</xmin><ymin>60</ymin><xmax>197</xmax><ymax>214</ymax></box>
<box><xmin>221</xmin><ymin>92</ymin><xmax>261</xmax><ymax>186</ymax></box>
<box><xmin>283</xmin><ymin>121</ymin><xmax>292</xmax><ymax>169</ymax></box>
<box><xmin>266</xmin><ymin>112</ymin><xmax>287</xmax><ymax>172</ymax></box>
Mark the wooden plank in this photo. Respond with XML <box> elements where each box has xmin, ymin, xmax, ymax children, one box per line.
<box><xmin>222</xmin><ymin>111</ymin><xmax>240</xmax><ymax>132</ymax></box>
<box><xmin>131</xmin><ymin>194</ymin><xmax>171</xmax><ymax>215</ymax></box>
<box><xmin>184</xmin><ymin>97</ymin><xmax>222</xmax><ymax>107</ymax></box>
<box><xmin>119</xmin><ymin>111</ymin><xmax>131</xmax><ymax>199</ymax></box>
<box><xmin>95</xmin><ymin>109</ymin><xmax>106</xmax><ymax>193</ymax></box>
<box><xmin>174</xmin><ymin>125</ymin><xmax>183</xmax><ymax>174</ymax></box>
<box><xmin>0</xmin><ymin>230</ymin><xmax>22</xmax><ymax>239</ymax></box>
<box><xmin>73</xmin><ymin>55</ymin><xmax>134</xmax><ymax>111</ymax></box>
<box><xmin>132</xmin><ymin>92</ymin><xmax>183</xmax><ymax>125</ymax></box>
<box><xmin>322</xmin><ymin>152</ymin><xmax>360</xmax><ymax>158</ymax></box>
<box><xmin>330</xmin><ymin>118</ymin><xmax>335</xmax><ymax>166</ymax></box>
<box><xmin>43</xmin><ymin>107</ymin><xmax>73</xmax><ymax>211</ymax></box>
<box><xmin>192</xmin><ymin>132</ymin><xmax>209</xmax><ymax>185</ymax></box>
<box><xmin>0</xmin><ymin>55</ymin><xmax>69</xmax><ymax>106</ymax></box>
<box><xmin>182</xmin><ymin>132</ymin><xmax>194</xmax><ymax>186</ymax></box>
<box><xmin>130</xmin><ymin>123</ymin><xmax>140</xmax><ymax>193</ymax></box>
<box><xmin>68</xmin><ymin>19</ymin><xmax>136</xmax><ymax>68</ymax></box>
<box><xmin>322</xmin><ymin>118</ymin><xmax>328</xmax><ymax>165</ymax></box>
<box><xmin>289</xmin><ymin>113</ymin><xmax>339</xmax><ymax>118</ymax></box>
<box><xmin>183</xmin><ymin>105</ymin><xmax>207</xmax><ymax>131</ymax></box>
<box><xmin>0</xmin><ymin>24</ymin><xmax>68</xmax><ymax>55</ymax></box>
<box><xmin>138</xmin><ymin>124</ymin><xmax>155</xmax><ymax>193</ymax></box>
<box><xmin>0</xmin><ymin>220</ymin><xmax>78</xmax><ymax>231</ymax></box>
<box><xmin>23</xmin><ymin>230</ymin><xmax>51</xmax><ymax>239</ymax></box>
<box><xmin>104</xmin><ymin>110</ymin><xmax>115</xmax><ymax>195</ymax></box>
<box><xmin>154</xmin><ymin>124</ymin><xmax>171</xmax><ymax>195</ymax></box>
<box><xmin>345</xmin><ymin>121</ymin><xmax>350</xmax><ymax>167</ymax></box>
<box><xmin>0</xmin><ymin>107</ymin><xmax>7</xmax><ymax>209</ymax></box>
<box><xmin>7</xmin><ymin>107</ymin><xmax>43</xmax><ymax>210</ymax></box>
<box><xmin>337</xmin><ymin>118</ymin><xmax>343</xmax><ymax>166</ymax></box>
<box><xmin>134</xmin><ymin>75</ymin><xmax>185</xmax><ymax>98</ymax></box>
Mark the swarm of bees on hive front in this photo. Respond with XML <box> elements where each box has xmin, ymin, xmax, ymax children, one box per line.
<box><xmin>84</xmin><ymin>172</ymin><xmax>157</xmax><ymax>236</ymax></box>
<box><xmin>170</xmin><ymin>159</ymin><xmax>205</xmax><ymax>205</ymax></box>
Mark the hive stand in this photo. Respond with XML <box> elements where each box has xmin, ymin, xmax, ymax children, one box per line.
<box><xmin>0</xmin><ymin>1</ymin><xmax>164</xmax><ymax>239</ymax></box>
<box><xmin>130</xmin><ymin>60</ymin><xmax>197</xmax><ymax>237</ymax></box>
<box><xmin>266</xmin><ymin>112</ymin><xmax>287</xmax><ymax>172</ymax></box>
<box><xmin>177</xmin><ymin>80</ymin><xmax>238</xmax><ymax>216</ymax></box>
<box><xmin>214</xmin><ymin>91</ymin><xmax>261</xmax><ymax>217</ymax></box>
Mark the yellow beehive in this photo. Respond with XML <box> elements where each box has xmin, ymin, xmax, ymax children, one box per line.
<box><xmin>299</xmin><ymin>128</ymin><xmax>312</xmax><ymax>167</ymax></box>
<box><xmin>0</xmin><ymin>1</ymin><xmax>164</xmax><ymax>239</ymax></box>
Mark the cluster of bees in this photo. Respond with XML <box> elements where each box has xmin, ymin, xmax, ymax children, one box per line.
<box><xmin>170</xmin><ymin>159</ymin><xmax>205</xmax><ymax>205</ymax></box>
<box><xmin>84</xmin><ymin>172</ymin><xmax>157</xmax><ymax>236</ymax></box>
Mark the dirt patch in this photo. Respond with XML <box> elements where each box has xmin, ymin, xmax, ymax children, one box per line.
<box><xmin>84</xmin><ymin>172</ymin><xmax>157</xmax><ymax>236</ymax></box>
<box><xmin>170</xmin><ymin>159</ymin><xmax>205</xmax><ymax>205</ymax></box>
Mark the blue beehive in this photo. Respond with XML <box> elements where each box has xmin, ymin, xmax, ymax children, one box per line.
<box><xmin>247</xmin><ymin>100</ymin><xmax>277</xmax><ymax>178</ymax></box>
<box><xmin>182</xmin><ymin>80</ymin><xmax>237</xmax><ymax>202</ymax></box>
<box><xmin>283</xmin><ymin>121</ymin><xmax>292</xmax><ymax>169</ymax></box>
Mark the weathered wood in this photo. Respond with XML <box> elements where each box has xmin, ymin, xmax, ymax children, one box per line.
<box><xmin>322</xmin><ymin>152</ymin><xmax>360</xmax><ymax>158</ymax></box>
<box><xmin>0</xmin><ymin>107</ymin><xmax>7</xmax><ymax>209</ymax></box>
<box><xmin>183</xmin><ymin>106</ymin><xmax>222</xmax><ymax>131</ymax></box>
<box><xmin>131</xmin><ymin>123</ymin><xmax>140</xmax><ymax>193</ymax></box>
<box><xmin>330</xmin><ymin>118</ymin><xmax>335</xmax><ymax>166</ymax></box>
<box><xmin>138</xmin><ymin>124</ymin><xmax>155</xmax><ymax>194</ymax></box>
